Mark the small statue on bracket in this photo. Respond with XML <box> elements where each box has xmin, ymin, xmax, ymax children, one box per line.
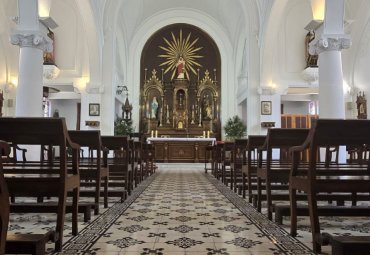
<box><xmin>356</xmin><ymin>91</ymin><xmax>367</xmax><ymax>119</ymax></box>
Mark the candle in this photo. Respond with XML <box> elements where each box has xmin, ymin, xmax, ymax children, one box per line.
<box><xmin>203</xmin><ymin>131</ymin><xmax>206</xmax><ymax>137</ymax></box>
<box><xmin>207</xmin><ymin>130</ymin><xmax>210</xmax><ymax>138</ymax></box>
<box><xmin>155</xmin><ymin>130</ymin><xmax>158</xmax><ymax>138</ymax></box>
<box><xmin>151</xmin><ymin>130</ymin><xmax>154</xmax><ymax>137</ymax></box>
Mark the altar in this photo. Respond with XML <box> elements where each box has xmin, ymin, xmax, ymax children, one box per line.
<box><xmin>147</xmin><ymin>137</ymin><xmax>216</xmax><ymax>163</ymax></box>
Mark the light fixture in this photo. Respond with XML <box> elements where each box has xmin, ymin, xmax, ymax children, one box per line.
<box><xmin>311</xmin><ymin>0</ymin><xmax>325</xmax><ymax>21</ymax></box>
<box><xmin>38</xmin><ymin>0</ymin><xmax>52</xmax><ymax>18</ymax></box>
<box><xmin>304</xmin><ymin>0</ymin><xmax>325</xmax><ymax>31</ymax></box>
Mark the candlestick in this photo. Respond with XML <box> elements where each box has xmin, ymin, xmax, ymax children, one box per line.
<box><xmin>151</xmin><ymin>130</ymin><xmax>154</xmax><ymax>138</ymax></box>
<box><xmin>203</xmin><ymin>131</ymin><xmax>206</xmax><ymax>138</ymax></box>
<box><xmin>155</xmin><ymin>130</ymin><xmax>158</xmax><ymax>138</ymax></box>
<box><xmin>198</xmin><ymin>109</ymin><xmax>202</xmax><ymax>127</ymax></box>
<box><xmin>166</xmin><ymin>105</ymin><xmax>170</xmax><ymax>124</ymax></box>
<box><xmin>207</xmin><ymin>130</ymin><xmax>210</xmax><ymax>138</ymax></box>
<box><xmin>191</xmin><ymin>105</ymin><xmax>195</xmax><ymax>124</ymax></box>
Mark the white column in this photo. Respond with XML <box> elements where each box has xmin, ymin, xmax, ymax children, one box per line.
<box><xmin>309</xmin><ymin>0</ymin><xmax>351</xmax><ymax>163</ymax></box>
<box><xmin>309</xmin><ymin>0</ymin><xmax>351</xmax><ymax>119</ymax></box>
<box><xmin>10</xmin><ymin>0</ymin><xmax>52</xmax><ymax>117</ymax></box>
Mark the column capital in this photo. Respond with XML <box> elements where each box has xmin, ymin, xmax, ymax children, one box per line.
<box><xmin>309</xmin><ymin>34</ymin><xmax>351</xmax><ymax>55</ymax></box>
<box><xmin>10</xmin><ymin>31</ymin><xmax>52</xmax><ymax>52</ymax></box>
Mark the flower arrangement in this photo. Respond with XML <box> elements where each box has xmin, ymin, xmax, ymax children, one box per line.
<box><xmin>114</xmin><ymin>115</ymin><xmax>134</xmax><ymax>135</ymax></box>
<box><xmin>223</xmin><ymin>115</ymin><xmax>247</xmax><ymax>140</ymax></box>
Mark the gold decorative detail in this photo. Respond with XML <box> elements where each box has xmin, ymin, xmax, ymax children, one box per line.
<box><xmin>151</xmin><ymin>69</ymin><xmax>157</xmax><ymax>78</ymax></box>
<box><xmin>200</xmin><ymin>70</ymin><xmax>215</xmax><ymax>86</ymax></box>
<box><xmin>145</xmin><ymin>69</ymin><xmax>163</xmax><ymax>88</ymax></box>
<box><xmin>158</xmin><ymin>30</ymin><xmax>203</xmax><ymax>80</ymax></box>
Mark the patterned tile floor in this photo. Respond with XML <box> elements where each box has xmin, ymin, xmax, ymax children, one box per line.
<box><xmin>8</xmin><ymin>163</ymin><xmax>370</xmax><ymax>254</ymax></box>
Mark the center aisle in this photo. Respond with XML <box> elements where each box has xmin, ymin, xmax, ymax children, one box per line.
<box><xmin>60</xmin><ymin>164</ymin><xmax>313</xmax><ymax>255</ymax></box>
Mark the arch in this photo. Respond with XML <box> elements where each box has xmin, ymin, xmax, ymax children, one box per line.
<box><xmin>74</xmin><ymin>1</ymin><xmax>102</xmax><ymax>87</ymax></box>
<box><xmin>126</xmin><ymin>8</ymin><xmax>235</xmax><ymax>130</ymax></box>
<box><xmin>260</xmin><ymin>0</ymin><xmax>290</xmax><ymax>88</ymax></box>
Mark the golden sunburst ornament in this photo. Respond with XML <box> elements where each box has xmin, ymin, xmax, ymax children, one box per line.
<box><xmin>158</xmin><ymin>30</ymin><xmax>203</xmax><ymax>80</ymax></box>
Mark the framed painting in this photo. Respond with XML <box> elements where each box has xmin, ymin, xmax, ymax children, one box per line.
<box><xmin>89</xmin><ymin>103</ymin><xmax>100</xmax><ymax>116</ymax></box>
<box><xmin>261</xmin><ymin>101</ymin><xmax>272</xmax><ymax>115</ymax></box>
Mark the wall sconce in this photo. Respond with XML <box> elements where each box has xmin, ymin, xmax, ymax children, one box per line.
<box><xmin>116</xmin><ymin>85</ymin><xmax>128</xmax><ymax>95</ymax></box>
<box><xmin>4</xmin><ymin>82</ymin><xmax>16</xmax><ymax>93</ymax></box>
<box><xmin>311</xmin><ymin>0</ymin><xmax>325</xmax><ymax>21</ymax></box>
<box><xmin>257</xmin><ymin>86</ymin><xmax>277</xmax><ymax>95</ymax></box>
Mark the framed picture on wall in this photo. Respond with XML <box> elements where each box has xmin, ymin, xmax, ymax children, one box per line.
<box><xmin>261</xmin><ymin>101</ymin><xmax>272</xmax><ymax>115</ymax></box>
<box><xmin>89</xmin><ymin>103</ymin><xmax>100</xmax><ymax>116</ymax></box>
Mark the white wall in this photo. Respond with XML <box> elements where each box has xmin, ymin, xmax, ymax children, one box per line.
<box><xmin>282</xmin><ymin>101</ymin><xmax>309</xmax><ymax>114</ymax></box>
<box><xmin>50</xmin><ymin>99</ymin><xmax>80</xmax><ymax>130</ymax></box>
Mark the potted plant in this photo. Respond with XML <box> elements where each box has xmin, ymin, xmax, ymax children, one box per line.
<box><xmin>114</xmin><ymin>115</ymin><xmax>134</xmax><ymax>158</ymax></box>
<box><xmin>223</xmin><ymin>115</ymin><xmax>247</xmax><ymax>141</ymax></box>
<box><xmin>114</xmin><ymin>115</ymin><xmax>134</xmax><ymax>136</ymax></box>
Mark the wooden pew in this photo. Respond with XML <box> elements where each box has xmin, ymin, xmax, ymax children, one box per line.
<box><xmin>256</xmin><ymin>128</ymin><xmax>309</xmax><ymax>220</ymax></box>
<box><xmin>231</xmin><ymin>138</ymin><xmax>248</xmax><ymax>193</ymax></box>
<box><xmin>101</xmin><ymin>135</ymin><xmax>131</xmax><ymax>199</ymax></box>
<box><xmin>321</xmin><ymin>232</ymin><xmax>370</xmax><ymax>255</ymax></box>
<box><xmin>289</xmin><ymin>119</ymin><xmax>370</xmax><ymax>253</ymax></box>
<box><xmin>128</xmin><ymin>139</ymin><xmax>138</xmax><ymax>188</ymax></box>
<box><xmin>68</xmin><ymin>130</ymin><xmax>109</xmax><ymax>215</ymax></box>
<box><xmin>221</xmin><ymin>141</ymin><xmax>234</xmax><ymax>188</ymax></box>
<box><xmin>0</xmin><ymin>141</ymin><xmax>55</xmax><ymax>255</ymax></box>
<box><xmin>142</xmin><ymin>143</ymin><xmax>156</xmax><ymax>176</ymax></box>
<box><xmin>0</xmin><ymin>117</ymin><xmax>80</xmax><ymax>252</ymax></box>
<box><xmin>212</xmin><ymin>142</ymin><xmax>223</xmax><ymax>179</ymax></box>
<box><xmin>1</xmin><ymin>141</ymin><xmax>57</xmax><ymax>255</ymax></box>
<box><xmin>241</xmin><ymin>135</ymin><xmax>266</xmax><ymax>201</ymax></box>
<box><xmin>204</xmin><ymin>144</ymin><xmax>213</xmax><ymax>173</ymax></box>
<box><xmin>0</xmin><ymin>140</ymin><xmax>9</xmax><ymax>255</ymax></box>
<box><xmin>134</xmin><ymin>140</ymin><xmax>144</xmax><ymax>182</ymax></box>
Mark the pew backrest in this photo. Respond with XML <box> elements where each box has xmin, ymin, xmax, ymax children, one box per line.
<box><xmin>233</xmin><ymin>139</ymin><xmax>248</xmax><ymax>164</ymax></box>
<box><xmin>306</xmin><ymin>119</ymin><xmax>370</xmax><ymax>174</ymax></box>
<box><xmin>261</xmin><ymin>128</ymin><xmax>309</xmax><ymax>163</ymax></box>
<box><xmin>247</xmin><ymin>135</ymin><xmax>266</xmax><ymax>168</ymax></box>
<box><xmin>68</xmin><ymin>130</ymin><xmax>106</xmax><ymax>166</ymax></box>
<box><xmin>0</xmin><ymin>117</ymin><xmax>79</xmax><ymax>175</ymax></box>
<box><xmin>101</xmin><ymin>136</ymin><xmax>129</xmax><ymax>164</ymax></box>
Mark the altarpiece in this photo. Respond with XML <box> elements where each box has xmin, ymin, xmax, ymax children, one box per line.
<box><xmin>139</xmin><ymin>23</ymin><xmax>222</xmax><ymax>141</ymax></box>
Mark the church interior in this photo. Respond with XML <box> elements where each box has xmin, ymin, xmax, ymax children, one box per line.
<box><xmin>1</xmin><ymin>0</ymin><xmax>370</xmax><ymax>254</ymax></box>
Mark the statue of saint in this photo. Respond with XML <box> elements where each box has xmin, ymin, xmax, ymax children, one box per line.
<box><xmin>356</xmin><ymin>92</ymin><xmax>367</xmax><ymax>119</ymax></box>
<box><xmin>176</xmin><ymin>56</ymin><xmax>186</xmax><ymax>79</ymax></box>
<box><xmin>305</xmin><ymin>31</ymin><xmax>318</xmax><ymax>68</ymax></box>
<box><xmin>151</xmin><ymin>96</ymin><xmax>159</xmax><ymax>119</ymax></box>
<box><xmin>44</xmin><ymin>28</ymin><xmax>55</xmax><ymax>65</ymax></box>
<box><xmin>203</xmin><ymin>95</ymin><xmax>212</xmax><ymax>119</ymax></box>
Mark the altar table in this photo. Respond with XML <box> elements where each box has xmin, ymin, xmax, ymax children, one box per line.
<box><xmin>147</xmin><ymin>137</ymin><xmax>216</xmax><ymax>163</ymax></box>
